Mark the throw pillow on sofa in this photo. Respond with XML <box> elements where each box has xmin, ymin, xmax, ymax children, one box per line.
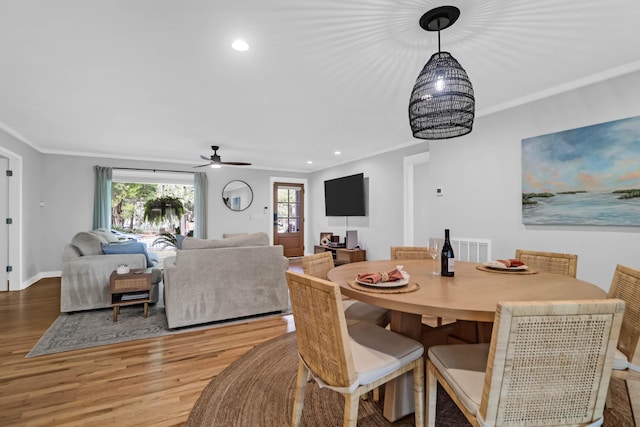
<box><xmin>182</xmin><ymin>232</ymin><xmax>269</xmax><ymax>250</ymax></box>
<box><xmin>101</xmin><ymin>241</ymin><xmax>155</xmax><ymax>267</ymax></box>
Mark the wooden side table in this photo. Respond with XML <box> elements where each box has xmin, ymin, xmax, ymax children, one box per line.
<box><xmin>109</xmin><ymin>269</ymin><xmax>152</xmax><ymax>322</ymax></box>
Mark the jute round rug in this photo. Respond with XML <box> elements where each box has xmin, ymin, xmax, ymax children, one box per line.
<box><xmin>187</xmin><ymin>332</ymin><xmax>634</xmax><ymax>426</ymax></box>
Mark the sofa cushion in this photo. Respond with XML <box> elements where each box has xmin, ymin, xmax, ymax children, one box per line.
<box><xmin>182</xmin><ymin>232</ymin><xmax>269</xmax><ymax>250</ymax></box>
<box><xmin>222</xmin><ymin>233</ymin><xmax>248</xmax><ymax>238</ymax></box>
<box><xmin>101</xmin><ymin>241</ymin><xmax>154</xmax><ymax>267</ymax></box>
<box><xmin>71</xmin><ymin>232</ymin><xmax>104</xmax><ymax>256</ymax></box>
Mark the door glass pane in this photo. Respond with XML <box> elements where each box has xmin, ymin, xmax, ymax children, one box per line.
<box><xmin>277</xmin><ymin>203</ymin><xmax>288</xmax><ymax>217</ymax></box>
<box><xmin>277</xmin><ymin>189</ymin><xmax>289</xmax><ymax>202</ymax></box>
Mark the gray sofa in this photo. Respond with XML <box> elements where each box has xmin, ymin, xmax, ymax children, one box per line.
<box><xmin>61</xmin><ymin>229</ymin><xmax>162</xmax><ymax>312</ymax></box>
<box><xmin>163</xmin><ymin>232</ymin><xmax>289</xmax><ymax>329</ymax></box>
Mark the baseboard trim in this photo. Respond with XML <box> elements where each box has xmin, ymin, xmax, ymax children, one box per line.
<box><xmin>21</xmin><ymin>271</ymin><xmax>61</xmax><ymax>290</ymax></box>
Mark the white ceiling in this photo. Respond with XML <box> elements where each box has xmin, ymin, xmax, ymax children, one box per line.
<box><xmin>1</xmin><ymin>0</ymin><xmax>639</xmax><ymax>172</ymax></box>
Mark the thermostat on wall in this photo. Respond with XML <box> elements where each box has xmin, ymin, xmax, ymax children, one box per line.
<box><xmin>436</xmin><ymin>187</ymin><xmax>444</xmax><ymax>197</ymax></box>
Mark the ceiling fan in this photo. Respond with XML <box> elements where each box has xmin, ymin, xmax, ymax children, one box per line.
<box><xmin>194</xmin><ymin>145</ymin><xmax>252</xmax><ymax>168</ymax></box>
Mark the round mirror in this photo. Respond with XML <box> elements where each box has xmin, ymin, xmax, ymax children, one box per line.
<box><xmin>222</xmin><ymin>180</ymin><xmax>253</xmax><ymax>211</ymax></box>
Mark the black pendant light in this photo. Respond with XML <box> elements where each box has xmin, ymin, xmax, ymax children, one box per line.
<box><xmin>409</xmin><ymin>6</ymin><xmax>474</xmax><ymax>140</ymax></box>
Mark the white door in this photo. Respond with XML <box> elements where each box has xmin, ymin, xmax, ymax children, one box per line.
<box><xmin>412</xmin><ymin>160</ymin><xmax>430</xmax><ymax>246</ymax></box>
<box><xmin>403</xmin><ymin>152</ymin><xmax>430</xmax><ymax>246</ymax></box>
<box><xmin>0</xmin><ymin>156</ymin><xmax>8</xmax><ymax>291</ymax></box>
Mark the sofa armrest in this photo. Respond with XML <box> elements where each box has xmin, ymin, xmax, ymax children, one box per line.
<box><xmin>61</xmin><ymin>253</ymin><xmax>147</xmax><ymax>312</ymax></box>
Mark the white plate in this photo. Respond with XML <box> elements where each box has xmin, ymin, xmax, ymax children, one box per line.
<box><xmin>483</xmin><ymin>261</ymin><xmax>528</xmax><ymax>271</ymax></box>
<box><xmin>356</xmin><ymin>278</ymin><xmax>409</xmax><ymax>288</ymax></box>
<box><xmin>356</xmin><ymin>271</ymin><xmax>409</xmax><ymax>288</ymax></box>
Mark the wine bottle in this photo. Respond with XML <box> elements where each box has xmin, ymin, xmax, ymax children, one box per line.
<box><xmin>440</xmin><ymin>229</ymin><xmax>455</xmax><ymax>277</ymax></box>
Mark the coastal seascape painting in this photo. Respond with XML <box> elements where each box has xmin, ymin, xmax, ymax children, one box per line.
<box><xmin>522</xmin><ymin>115</ymin><xmax>640</xmax><ymax>226</ymax></box>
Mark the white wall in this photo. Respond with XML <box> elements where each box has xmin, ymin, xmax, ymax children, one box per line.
<box><xmin>308</xmin><ymin>70</ymin><xmax>640</xmax><ymax>291</ymax></box>
<box><xmin>38</xmin><ymin>154</ymin><xmax>304</xmax><ymax>272</ymax></box>
<box><xmin>427</xmin><ymin>70</ymin><xmax>640</xmax><ymax>290</ymax></box>
<box><xmin>307</xmin><ymin>142</ymin><xmax>429</xmax><ymax>261</ymax></box>
<box><xmin>4</xmin><ymin>70</ymin><xmax>640</xmax><ymax>291</ymax></box>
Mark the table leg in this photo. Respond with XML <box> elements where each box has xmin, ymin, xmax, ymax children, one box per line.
<box><xmin>383</xmin><ymin>311</ymin><xmax>422</xmax><ymax>422</ymax></box>
<box><xmin>113</xmin><ymin>305</ymin><xmax>119</xmax><ymax>322</ymax></box>
<box><xmin>144</xmin><ymin>302</ymin><xmax>149</xmax><ymax>318</ymax></box>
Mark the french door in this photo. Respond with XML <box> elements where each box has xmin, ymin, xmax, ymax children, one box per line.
<box><xmin>273</xmin><ymin>182</ymin><xmax>304</xmax><ymax>257</ymax></box>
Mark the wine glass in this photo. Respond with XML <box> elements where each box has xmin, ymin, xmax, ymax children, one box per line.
<box><xmin>427</xmin><ymin>238</ymin><xmax>440</xmax><ymax>275</ymax></box>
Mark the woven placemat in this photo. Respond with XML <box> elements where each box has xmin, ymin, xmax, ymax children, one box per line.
<box><xmin>348</xmin><ymin>280</ymin><xmax>420</xmax><ymax>294</ymax></box>
<box><xmin>475</xmin><ymin>265</ymin><xmax>538</xmax><ymax>275</ymax></box>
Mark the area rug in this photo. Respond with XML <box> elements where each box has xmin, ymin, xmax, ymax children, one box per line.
<box><xmin>26</xmin><ymin>304</ymin><xmax>290</xmax><ymax>358</ymax></box>
<box><xmin>187</xmin><ymin>332</ymin><xmax>635</xmax><ymax>427</ymax></box>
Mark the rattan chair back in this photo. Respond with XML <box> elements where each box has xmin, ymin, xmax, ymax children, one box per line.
<box><xmin>286</xmin><ymin>271</ymin><xmax>425</xmax><ymax>427</ymax></box>
<box><xmin>390</xmin><ymin>246</ymin><xmax>431</xmax><ymax>260</ymax></box>
<box><xmin>608</xmin><ymin>264</ymin><xmax>640</xmax><ymax>369</ymax></box>
<box><xmin>301</xmin><ymin>251</ymin><xmax>335</xmax><ymax>280</ymax></box>
<box><xmin>478</xmin><ymin>299</ymin><xmax>625</xmax><ymax>426</ymax></box>
<box><xmin>286</xmin><ymin>270</ymin><xmax>355</xmax><ymax>388</ymax></box>
<box><xmin>514</xmin><ymin>249</ymin><xmax>578</xmax><ymax>277</ymax></box>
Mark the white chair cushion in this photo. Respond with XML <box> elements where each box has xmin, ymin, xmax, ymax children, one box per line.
<box><xmin>342</xmin><ymin>300</ymin><xmax>389</xmax><ymax>327</ymax></box>
<box><xmin>613</xmin><ymin>348</ymin><xmax>629</xmax><ymax>371</ymax></box>
<box><xmin>347</xmin><ymin>321</ymin><xmax>423</xmax><ymax>387</ymax></box>
<box><xmin>428</xmin><ymin>343</ymin><xmax>490</xmax><ymax>416</ymax></box>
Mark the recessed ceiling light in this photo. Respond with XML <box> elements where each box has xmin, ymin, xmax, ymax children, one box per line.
<box><xmin>307</xmin><ymin>161</ymin><xmax>313</xmax><ymax>164</ymax></box>
<box><xmin>334</xmin><ymin>151</ymin><xmax>341</xmax><ymax>155</ymax></box>
<box><xmin>232</xmin><ymin>39</ymin><xmax>249</xmax><ymax>52</ymax></box>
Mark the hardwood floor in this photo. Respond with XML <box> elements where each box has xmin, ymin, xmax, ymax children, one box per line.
<box><xmin>0</xmin><ymin>277</ymin><xmax>295</xmax><ymax>426</ymax></box>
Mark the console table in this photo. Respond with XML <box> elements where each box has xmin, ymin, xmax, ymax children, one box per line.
<box><xmin>313</xmin><ymin>245</ymin><xmax>366</xmax><ymax>265</ymax></box>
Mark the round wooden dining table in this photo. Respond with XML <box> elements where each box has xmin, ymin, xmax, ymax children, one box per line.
<box><xmin>327</xmin><ymin>259</ymin><xmax>608</xmax><ymax>422</ymax></box>
<box><xmin>329</xmin><ymin>259</ymin><xmax>606</xmax><ymax>324</ymax></box>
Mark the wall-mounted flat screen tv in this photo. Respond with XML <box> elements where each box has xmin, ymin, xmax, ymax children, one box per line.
<box><xmin>324</xmin><ymin>173</ymin><xmax>366</xmax><ymax>216</ymax></box>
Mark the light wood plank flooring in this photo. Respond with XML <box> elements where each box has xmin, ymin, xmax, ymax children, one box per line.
<box><xmin>0</xmin><ymin>277</ymin><xmax>295</xmax><ymax>426</ymax></box>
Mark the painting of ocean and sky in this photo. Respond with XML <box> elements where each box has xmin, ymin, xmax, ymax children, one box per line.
<box><xmin>522</xmin><ymin>115</ymin><xmax>640</xmax><ymax>226</ymax></box>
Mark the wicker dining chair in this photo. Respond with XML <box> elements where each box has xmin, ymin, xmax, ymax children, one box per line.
<box><xmin>286</xmin><ymin>271</ymin><xmax>425</xmax><ymax>427</ymax></box>
<box><xmin>390</xmin><ymin>246</ymin><xmax>445</xmax><ymax>328</ymax></box>
<box><xmin>606</xmin><ymin>264</ymin><xmax>640</xmax><ymax>425</ymax></box>
<box><xmin>514</xmin><ymin>249</ymin><xmax>578</xmax><ymax>277</ymax></box>
<box><xmin>426</xmin><ymin>299</ymin><xmax>625</xmax><ymax>427</ymax></box>
<box><xmin>390</xmin><ymin>246</ymin><xmax>431</xmax><ymax>260</ymax></box>
<box><xmin>301</xmin><ymin>252</ymin><xmax>390</xmax><ymax>327</ymax></box>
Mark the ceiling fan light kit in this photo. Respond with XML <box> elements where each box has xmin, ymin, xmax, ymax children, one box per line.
<box><xmin>409</xmin><ymin>5</ymin><xmax>475</xmax><ymax>140</ymax></box>
<box><xmin>194</xmin><ymin>145</ymin><xmax>252</xmax><ymax>168</ymax></box>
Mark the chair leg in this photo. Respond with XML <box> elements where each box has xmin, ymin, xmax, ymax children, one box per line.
<box><xmin>426</xmin><ymin>360</ymin><xmax>438</xmax><ymax>427</ymax></box>
<box><xmin>291</xmin><ymin>360</ymin><xmax>309</xmax><ymax>427</ymax></box>
<box><xmin>606</xmin><ymin>385</ymin><xmax>613</xmax><ymax>409</ymax></box>
<box><xmin>413</xmin><ymin>358</ymin><xmax>425</xmax><ymax>427</ymax></box>
<box><xmin>343</xmin><ymin>393</ymin><xmax>360</xmax><ymax>427</ymax></box>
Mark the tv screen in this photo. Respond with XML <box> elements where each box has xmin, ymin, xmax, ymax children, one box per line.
<box><xmin>324</xmin><ymin>173</ymin><xmax>366</xmax><ymax>216</ymax></box>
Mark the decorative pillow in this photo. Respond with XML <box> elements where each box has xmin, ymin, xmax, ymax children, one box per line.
<box><xmin>182</xmin><ymin>232</ymin><xmax>269</xmax><ymax>250</ymax></box>
<box><xmin>101</xmin><ymin>241</ymin><xmax>154</xmax><ymax>267</ymax></box>
<box><xmin>94</xmin><ymin>228</ymin><xmax>120</xmax><ymax>243</ymax></box>
<box><xmin>71</xmin><ymin>232</ymin><xmax>104</xmax><ymax>256</ymax></box>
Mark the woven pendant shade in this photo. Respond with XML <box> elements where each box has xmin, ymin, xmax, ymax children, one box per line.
<box><xmin>409</xmin><ymin>52</ymin><xmax>474</xmax><ymax>139</ymax></box>
<box><xmin>408</xmin><ymin>6</ymin><xmax>475</xmax><ymax>140</ymax></box>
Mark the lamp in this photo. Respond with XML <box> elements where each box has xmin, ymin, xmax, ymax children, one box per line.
<box><xmin>409</xmin><ymin>6</ymin><xmax>474</xmax><ymax>140</ymax></box>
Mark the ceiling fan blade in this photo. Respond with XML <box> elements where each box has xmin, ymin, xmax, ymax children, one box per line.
<box><xmin>200</xmin><ymin>155</ymin><xmax>211</xmax><ymax>161</ymax></box>
<box><xmin>221</xmin><ymin>161</ymin><xmax>252</xmax><ymax>166</ymax></box>
<box><xmin>193</xmin><ymin>163</ymin><xmax>212</xmax><ymax>168</ymax></box>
